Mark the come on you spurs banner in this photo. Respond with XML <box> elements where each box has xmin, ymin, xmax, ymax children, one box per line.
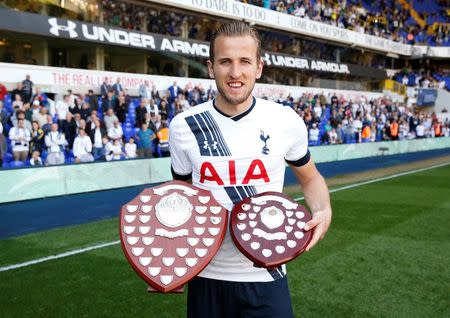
<box><xmin>147</xmin><ymin>0</ymin><xmax>449</xmax><ymax>58</ymax></box>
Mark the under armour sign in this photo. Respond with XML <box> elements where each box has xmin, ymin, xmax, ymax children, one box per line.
<box><xmin>48</xmin><ymin>18</ymin><xmax>78</xmax><ymax>38</ymax></box>
<box><xmin>119</xmin><ymin>180</ymin><xmax>227</xmax><ymax>293</ymax></box>
<box><xmin>230</xmin><ymin>192</ymin><xmax>312</xmax><ymax>269</ymax></box>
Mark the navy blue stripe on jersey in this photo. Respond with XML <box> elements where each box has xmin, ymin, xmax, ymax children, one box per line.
<box><xmin>224</xmin><ymin>187</ymin><xmax>243</xmax><ymax>205</ymax></box>
<box><xmin>193</xmin><ymin>113</ymin><xmax>223</xmax><ymax>156</ymax></box>
<box><xmin>203</xmin><ymin>111</ymin><xmax>232</xmax><ymax>156</ymax></box>
<box><xmin>185</xmin><ymin>115</ymin><xmax>211</xmax><ymax>156</ymax></box>
<box><xmin>185</xmin><ymin>111</ymin><xmax>232</xmax><ymax>157</ymax></box>
<box><xmin>224</xmin><ymin>186</ymin><xmax>257</xmax><ymax>204</ymax></box>
<box><xmin>267</xmin><ymin>266</ymin><xmax>284</xmax><ymax>280</ymax></box>
<box><xmin>196</xmin><ymin>112</ymin><xmax>227</xmax><ymax>157</ymax></box>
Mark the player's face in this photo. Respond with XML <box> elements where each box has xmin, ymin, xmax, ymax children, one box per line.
<box><xmin>208</xmin><ymin>35</ymin><xmax>263</xmax><ymax>111</ymax></box>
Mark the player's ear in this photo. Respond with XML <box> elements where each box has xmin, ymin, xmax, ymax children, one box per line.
<box><xmin>207</xmin><ymin>60</ymin><xmax>215</xmax><ymax>79</ymax></box>
<box><xmin>255</xmin><ymin>57</ymin><xmax>264</xmax><ymax>80</ymax></box>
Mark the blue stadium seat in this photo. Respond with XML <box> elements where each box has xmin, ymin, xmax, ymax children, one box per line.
<box><xmin>10</xmin><ymin>161</ymin><xmax>26</xmax><ymax>168</ymax></box>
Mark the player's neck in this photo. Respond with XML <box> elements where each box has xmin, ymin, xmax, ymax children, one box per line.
<box><xmin>215</xmin><ymin>95</ymin><xmax>253</xmax><ymax>117</ymax></box>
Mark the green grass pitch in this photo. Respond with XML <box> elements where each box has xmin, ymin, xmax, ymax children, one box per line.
<box><xmin>1</xmin><ymin>165</ymin><xmax>449</xmax><ymax>318</ymax></box>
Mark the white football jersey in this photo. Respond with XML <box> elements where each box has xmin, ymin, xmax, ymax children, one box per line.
<box><xmin>169</xmin><ymin>97</ymin><xmax>310</xmax><ymax>282</ymax></box>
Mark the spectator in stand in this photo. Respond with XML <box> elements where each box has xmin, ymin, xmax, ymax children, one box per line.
<box><xmin>147</xmin><ymin>98</ymin><xmax>159</xmax><ymax>117</ymax></box>
<box><xmin>79</xmin><ymin>102</ymin><xmax>92</xmax><ymax>121</ymax></box>
<box><xmin>29</xmin><ymin>121</ymin><xmax>44</xmax><ymax>154</ymax></box>
<box><xmin>139</xmin><ymin>80</ymin><xmax>152</xmax><ymax>99</ymax></box>
<box><xmin>102</xmin><ymin>90</ymin><xmax>117</xmax><ymax>113</ymax></box>
<box><xmin>73</xmin><ymin>128</ymin><xmax>94</xmax><ymax>163</ymax></box>
<box><xmin>108</xmin><ymin>120</ymin><xmax>124</xmax><ymax>143</ymax></box>
<box><xmin>100</xmin><ymin>77</ymin><xmax>111</xmax><ymax>98</ymax></box>
<box><xmin>329</xmin><ymin>128</ymin><xmax>337</xmax><ymax>144</ymax></box>
<box><xmin>0</xmin><ymin>121</ymin><xmax>6</xmax><ymax>166</ymax></box>
<box><xmin>12</xmin><ymin>94</ymin><xmax>24</xmax><ymax>111</ymax></box>
<box><xmin>86</xmin><ymin>89</ymin><xmax>98</xmax><ymax>111</ymax></box>
<box><xmin>112</xmin><ymin>77</ymin><xmax>123</xmax><ymax>96</ymax></box>
<box><xmin>29</xmin><ymin>150</ymin><xmax>43</xmax><ymax>166</ymax></box>
<box><xmin>55</xmin><ymin>95</ymin><xmax>70</xmax><ymax>127</ymax></box>
<box><xmin>105</xmin><ymin>138</ymin><xmax>123</xmax><ymax>161</ymax></box>
<box><xmin>433</xmin><ymin>120</ymin><xmax>442</xmax><ymax>137</ymax></box>
<box><xmin>416</xmin><ymin>121</ymin><xmax>425</xmax><ymax>138</ymax></box>
<box><xmin>42</xmin><ymin>114</ymin><xmax>53</xmax><ymax>134</ymax></box>
<box><xmin>45</xmin><ymin>123</ymin><xmax>66</xmax><ymax>165</ymax></box>
<box><xmin>0</xmin><ymin>101</ymin><xmax>8</xmax><ymax>131</ymax></box>
<box><xmin>22</xmin><ymin>74</ymin><xmax>33</xmax><ymax>103</ymax></box>
<box><xmin>125</xmin><ymin>136</ymin><xmax>137</xmax><ymax>159</ymax></box>
<box><xmin>62</xmin><ymin>112</ymin><xmax>77</xmax><ymax>149</ymax></box>
<box><xmin>89</xmin><ymin>119</ymin><xmax>107</xmax><ymax>159</ymax></box>
<box><xmin>135</xmin><ymin>122</ymin><xmax>155</xmax><ymax>158</ymax></box>
<box><xmin>66</xmin><ymin>89</ymin><xmax>76</xmax><ymax>108</ymax></box>
<box><xmin>157</xmin><ymin>121</ymin><xmax>170</xmax><ymax>157</ymax></box>
<box><xmin>104</xmin><ymin>108</ymin><xmax>119</xmax><ymax>131</ymax></box>
<box><xmin>309</xmin><ymin>123</ymin><xmax>319</xmax><ymax>143</ymax></box>
<box><xmin>150</xmin><ymin>114</ymin><xmax>162</xmax><ymax>156</ymax></box>
<box><xmin>12</xmin><ymin>110</ymin><xmax>32</xmax><ymax>132</ymax></box>
<box><xmin>0</xmin><ymin>82</ymin><xmax>7</xmax><ymax>102</ymax></box>
<box><xmin>32</xmin><ymin>87</ymin><xmax>48</xmax><ymax>107</ymax></box>
<box><xmin>159</xmin><ymin>100</ymin><xmax>168</xmax><ymax>121</ymax></box>
<box><xmin>168</xmin><ymin>81</ymin><xmax>182</xmax><ymax>103</ymax></box>
<box><xmin>11</xmin><ymin>82</ymin><xmax>25</xmax><ymax>103</ymax></box>
<box><xmin>9</xmin><ymin>118</ymin><xmax>31</xmax><ymax>162</ymax></box>
<box><xmin>30</xmin><ymin>100</ymin><xmax>41</xmax><ymax>118</ymax></box>
<box><xmin>135</xmin><ymin>99</ymin><xmax>148</xmax><ymax>128</ymax></box>
<box><xmin>115</xmin><ymin>95</ymin><xmax>128</xmax><ymax>123</ymax></box>
<box><xmin>151</xmin><ymin>85</ymin><xmax>161</xmax><ymax>102</ymax></box>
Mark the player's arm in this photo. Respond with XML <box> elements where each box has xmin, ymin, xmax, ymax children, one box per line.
<box><xmin>171</xmin><ymin>167</ymin><xmax>192</xmax><ymax>184</ymax></box>
<box><xmin>169</xmin><ymin>116</ymin><xmax>192</xmax><ymax>184</ymax></box>
<box><xmin>289</xmin><ymin>159</ymin><xmax>332</xmax><ymax>252</ymax></box>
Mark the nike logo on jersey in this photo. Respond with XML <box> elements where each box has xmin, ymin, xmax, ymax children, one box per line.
<box><xmin>199</xmin><ymin>159</ymin><xmax>270</xmax><ymax>185</ymax></box>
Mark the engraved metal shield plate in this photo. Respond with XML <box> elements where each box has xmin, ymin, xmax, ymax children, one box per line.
<box><xmin>230</xmin><ymin>191</ymin><xmax>312</xmax><ymax>269</ymax></box>
<box><xmin>120</xmin><ymin>180</ymin><xmax>227</xmax><ymax>293</ymax></box>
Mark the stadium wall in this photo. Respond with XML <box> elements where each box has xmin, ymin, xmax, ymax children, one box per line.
<box><xmin>1</xmin><ymin>138</ymin><xmax>449</xmax><ymax>204</ymax></box>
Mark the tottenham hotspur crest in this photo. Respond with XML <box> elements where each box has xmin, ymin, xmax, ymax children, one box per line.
<box><xmin>260</xmin><ymin>130</ymin><xmax>270</xmax><ymax>155</ymax></box>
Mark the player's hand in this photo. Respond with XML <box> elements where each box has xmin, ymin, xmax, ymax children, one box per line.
<box><xmin>303</xmin><ymin>208</ymin><xmax>332</xmax><ymax>252</ymax></box>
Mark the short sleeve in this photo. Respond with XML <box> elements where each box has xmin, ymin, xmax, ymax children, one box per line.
<box><xmin>169</xmin><ymin>115</ymin><xmax>193</xmax><ymax>179</ymax></box>
<box><xmin>284</xmin><ymin>107</ymin><xmax>310</xmax><ymax>166</ymax></box>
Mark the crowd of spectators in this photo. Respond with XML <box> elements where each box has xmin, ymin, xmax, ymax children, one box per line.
<box><xmin>272</xmin><ymin>92</ymin><xmax>449</xmax><ymax>146</ymax></box>
<box><xmin>394</xmin><ymin>68</ymin><xmax>449</xmax><ymax>90</ymax></box>
<box><xmin>101</xmin><ymin>0</ymin><xmax>185</xmax><ymax>37</ymax></box>
<box><xmin>0</xmin><ymin>75</ymin><xmax>214</xmax><ymax>168</ymax></box>
<box><xmin>0</xmin><ymin>75</ymin><xmax>448</xmax><ymax>169</ymax></box>
<box><xmin>241</xmin><ymin>0</ymin><xmax>449</xmax><ymax>46</ymax></box>
<box><xmin>99</xmin><ymin>0</ymin><xmax>449</xmax><ymax>47</ymax></box>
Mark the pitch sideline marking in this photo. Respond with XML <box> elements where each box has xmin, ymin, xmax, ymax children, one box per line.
<box><xmin>294</xmin><ymin>161</ymin><xmax>450</xmax><ymax>201</ymax></box>
<box><xmin>1</xmin><ymin>161</ymin><xmax>449</xmax><ymax>273</ymax></box>
<box><xmin>0</xmin><ymin>240</ymin><xmax>120</xmax><ymax>272</ymax></box>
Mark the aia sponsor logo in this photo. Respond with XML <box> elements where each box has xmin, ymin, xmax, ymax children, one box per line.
<box><xmin>199</xmin><ymin>159</ymin><xmax>270</xmax><ymax>185</ymax></box>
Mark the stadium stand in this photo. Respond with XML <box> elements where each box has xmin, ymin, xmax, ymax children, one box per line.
<box><xmin>0</xmin><ymin>77</ymin><xmax>448</xmax><ymax>169</ymax></box>
<box><xmin>0</xmin><ymin>0</ymin><xmax>448</xmax><ymax>169</ymax></box>
<box><xmin>240</xmin><ymin>0</ymin><xmax>449</xmax><ymax>46</ymax></box>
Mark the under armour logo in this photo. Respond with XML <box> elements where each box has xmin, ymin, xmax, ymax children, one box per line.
<box><xmin>260</xmin><ymin>130</ymin><xmax>270</xmax><ymax>155</ymax></box>
<box><xmin>263</xmin><ymin>53</ymin><xmax>272</xmax><ymax>66</ymax></box>
<box><xmin>203</xmin><ymin>141</ymin><xmax>218</xmax><ymax>150</ymax></box>
<box><xmin>48</xmin><ymin>18</ymin><xmax>78</xmax><ymax>38</ymax></box>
